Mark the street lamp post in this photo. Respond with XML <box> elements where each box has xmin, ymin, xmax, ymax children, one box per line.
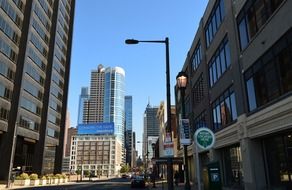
<box><xmin>176</xmin><ymin>72</ymin><xmax>191</xmax><ymax>190</ymax></box>
<box><xmin>151</xmin><ymin>143</ymin><xmax>156</xmax><ymax>188</ymax></box>
<box><xmin>125</xmin><ymin>38</ymin><xmax>173</xmax><ymax>190</ymax></box>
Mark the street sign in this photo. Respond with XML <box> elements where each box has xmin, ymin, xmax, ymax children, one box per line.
<box><xmin>179</xmin><ymin>119</ymin><xmax>191</xmax><ymax>145</ymax></box>
<box><xmin>194</xmin><ymin>127</ymin><xmax>215</xmax><ymax>150</ymax></box>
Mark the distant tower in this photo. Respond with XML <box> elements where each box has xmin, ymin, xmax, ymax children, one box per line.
<box><xmin>125</xmin><ymin>96</ymin><xmax>133</xmax><ymax>166</ymax></box>
<box><xmin>77</xmin><ymin>87</ymin><xmax>89</xmax><ymax>125</ymax></box>
<box><xmin>142</xmin><ymin>103</ymin><xmax>159</xmax><ymax>162</ymax></box>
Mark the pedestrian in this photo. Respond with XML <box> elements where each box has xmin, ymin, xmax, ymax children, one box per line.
<box><xmin>174</xmin><ymin>171</ymin><xmax>179</xmax><ymax>186</ymax></box>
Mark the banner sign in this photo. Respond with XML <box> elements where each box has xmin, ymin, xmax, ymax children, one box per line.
<box><xmin>77</xmin><ymin>122</ymin><xmax>114</xmax><ymax>135</ymax></box>
<box><xmin>180</xmin><ymin>119</ymin><xmax>191</xmax><ymax>145</ymax></box>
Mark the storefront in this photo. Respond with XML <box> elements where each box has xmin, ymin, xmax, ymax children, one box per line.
<box><xmin>262</xmin><ymin>131</ymin><xmax>292</xmax><ymax>189</ymax></box>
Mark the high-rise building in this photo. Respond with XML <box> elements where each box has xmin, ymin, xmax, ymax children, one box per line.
<box><xmin>83</xmin><ymin>64</ymin><xmax>105</xmax><ymax>123</ymax></box>
<box><xmin>142</xmin><ymin>103</ymin><xmax>159</xmax><ymax>163</ymax></box>
<box><xmin>125</xmin><ymin>96</ymin><xmax>133</xmax><ymax>166</ymax></box>
<box><xmin>103</xmin><ymin>66</ymin><xmax>125</xmax><ymax>151</ymax></box>
<box><xmin>77</xmin><ymin>87</ymin><xmax>89</xmax><ymax>125</ymax></box>
<box><xmin>0</xmin><ymin>0</ymin><xmax>75</xmax><ymax>182</ymax></box>
<box><xmin>175</xmin><ymin>0</ymin><xmax>292</xmax><ymax>189</ymax></box>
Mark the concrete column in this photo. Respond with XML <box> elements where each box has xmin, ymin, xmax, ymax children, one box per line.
<box><xmin>241</xmin><ymin>138</ymin><xmax>267</xmax><ymax>190</ymax></box>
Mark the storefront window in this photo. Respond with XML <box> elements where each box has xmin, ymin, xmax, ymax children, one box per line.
<box><xmin>263</xmin><ymin>132</ymin><xmax>292</xmax><ymax>188</ymax></box>
<box><xmin>221</xmin><ymin>145</ymin><xmax>244</xmax><ymax>189</ymax></box>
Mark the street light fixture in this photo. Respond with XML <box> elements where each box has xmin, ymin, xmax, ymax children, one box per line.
<box><xmin>176</xmin><ymin>71</ymin><xmax>191</xmax><ymax>190</ymax></box>
<box><xmin>125</xmin><ymin>37</ymin><xmax>173</xmax><ymax>190</ymax></box>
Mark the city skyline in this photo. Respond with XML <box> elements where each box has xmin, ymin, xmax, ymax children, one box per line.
<box><xmin>68</xmin><ymin>0</ymin><xmax>209</xmax><ymax>156</ymax></box>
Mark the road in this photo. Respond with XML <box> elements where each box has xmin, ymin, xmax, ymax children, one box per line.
<box><xmin>11</xmin><ymin>178</ymin><xmax>152</xmax><ymax>190</ymax></box>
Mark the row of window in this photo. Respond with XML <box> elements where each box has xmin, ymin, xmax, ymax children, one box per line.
<box><xmin>212</xmin><ymin>87</ymin><xmax>237</xmax><ymax>131</ymax></box>
<box><xmin>52</xmin><ymin>72</ymin><xmax>64</xmax><ymax>89</ymax></box>
<box><xmin>51</xmin><ymin>84</ymin><xmax>63</xmax><ymax>101</ymax></box>
<box><xmin>0</xmin><ymin>81</ymin><xmax>12</xmax><ymax>100</ymax></box>
<box><xmin>0</xmin><ymin>60</ymin><xmax>15</xmax><ymax>80</ymax></box>
<box><xmin>22</xmin><ymin>79</ymin><xmax>43</xmax><ymax>101</ymax></box>
<box><xmin>53</xmin><ymin>59</ymin><xmax>65</xmax><ymax>77</ymax></box>
<box><xmin>38</xmin><ymin>0</ymin><xmax>52</xmax><ymax>19</ymax></box>
<box><xmin>20</xmin><ymin>96</ymin><xmax>41</xmax><ymax>115</ymax></box>
<box><xmin>49</xmin><ymin>98</ymin><xmax>62</xmax><ymax>113</ymax></box>
<box><xmin>0</xmin><ymin>15</ymin><xmax>19</xmax><ymax>44</ymax></box>
<box><xmin>193</xmin><ymin>110</ymin><xmax>207</xmax><ymax>132</ymax></box>
<box><xmin>32</xmin><ymin>17</ymin><xmax>49</xmax><ymax>44</ymax></box>
<box><xmin>33</xmin><ymin>2</ymin><xmax>50</xmax><ymax>31</ymax></box>
<box><xmin>0</xmin><ymin>0</ymin><xmax>22</xmax><ymax>27</ymax></box>
<box><xmin>47</xmin><ymin>127</ymin><xmax>59</xmax><ymax>138</ymax></box>
<box><xmin>55</xmin><ymin>48</ymin><xmax>66</xmax><ymax>66</ymax></box>
<box><xmin>30</xmin><ymin>33</ymin><xmax>47</xmax><ymax>57</ymax></box>
<box><xmin>59</xmin><ymin>1</ymin><xmax>70</xmax><ymax>25</ymax></box>
<box><xmin>192</xmin><ymin>42</ymin><xmax>202</xmax><ymax>71</ymax></box>
<box><xmin>245</xmin><ymin>29</ymin><xmax>292</xmax><ymax>111</ymax></box>
<box><xmin>48</xmin><ymin>112</ymin><xmax>61</xmax><ymax>125</ymax></box>
<box><xmin>237</xmin><ymin>0</ymin><xmax>284</xmax><ymax>50</ymax></box>
<box><xmin>0</xmin><ymin>38</ymin><xmax>17</xmax><ymax>62</ymax></box>
<box><xmin>205</xmin><ymin>0</ymin><xmax>225</xmax><ymax>47</ymax></box>
<box><xmin>12</xmin><ymin>0</ymin><xmax>24</xmax><ymax>11</ymax></box>
<box><xmin>19</xmin><ymin>115</ymin><xmax>39</xmax><ymax>131</ymax></box>
<box><xmin>25</xmin><ymin>63</ymin><xmax>45</xmax><ymax>85</ymax></box>
<box><xmin>27</xmin><ymin>47</ymin><xmax>46</xmax><ymax>71</ymax></box>
<box><xmin>193</xmin><ymin>74</ymin><xmax>204</xmax><ymax>105</ymax></box>
<box><xmin>209</xmin><ymin>37</ymin><xmax>231</xmax><ymax>87</ymax></box>
<box><xmin>0</xmin><ymin>107</ymin><xmax>9</xmax><ymax>121</ymax></box>
<box><xmin>55</xmin><ymin>35</ymin><xmax>67</xmax><ymax>56</ymax></box>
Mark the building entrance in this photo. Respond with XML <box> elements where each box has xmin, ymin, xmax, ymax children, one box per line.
<box><xmin>13</xmin><ymin>137</ymin><xmax>35</xmax><ymax>173</ymax></box>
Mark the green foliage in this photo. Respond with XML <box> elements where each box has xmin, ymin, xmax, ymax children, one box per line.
<box><xmin>61</xmin><ymin>174</ymin><xmax>67</xmax><ymax>179</ymax></box>
<box><xmin>55</xmin><ymin>174</ymin><xmax>62</xmax><ymax>179</ymax></box>
<box><xmin>76</xmin><ymin>169</ymin><xmax>82</xmax><ymax>175</ymax></box>
<box><xmin>120</xmin><ymin>165</ymin><xmax>130</xmax><ymax>173</ymax></box>
<box><xmin>15</xmin><ymin>173</ymin><xmax>29</xmax><ymax>180</ymax></box>
<box><xmin>46</xmin><ymin>174</ymin><xmax>54</xmax><ymax>179</ymax></box>
<box><xmin>41</xmin><ymin>176</ymin><xmax>46</xmax><ymax>180</ymax></box>
<box><xmin>29</xmin><ymin>173</ymin><xmax>38</xmax><ymax>180</ymax></box>
<box><xmin>83</xmin><ymin>170</ymin><xmax>90</xmax><ymax>177</ymax></box>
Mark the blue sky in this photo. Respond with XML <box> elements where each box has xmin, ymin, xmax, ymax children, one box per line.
<box><xmin>68</xmin><ymin>0</ymin><xmax>208</xmax><ymax>156</ymax></box>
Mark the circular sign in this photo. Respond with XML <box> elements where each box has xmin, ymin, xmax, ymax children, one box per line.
<box><xmin>194</xmin><ymin>128</ymin><xmax>215</xmax><ymax>150</ymax></box>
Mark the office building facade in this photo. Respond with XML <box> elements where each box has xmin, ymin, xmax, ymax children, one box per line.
<box><xmin>77</xmin><ymin>87</ymin><xmax>89</xmax><ymax>125</ymax></box>
<box><xmin>125</xmin><ymin>95</ymin><xmax>133</xmax><ymax>166</ymax></box>
<box><xmin>0</xmin><ymin>0</ymin><xmax>75</xmax><ymax>181</ymax></box>
<box><xmin>176</xmin><ymin>0</ymin><xmax>292</xmax><ymax>189</ymax></box>
<box><xmin>83</xmin><ymin>64</ymin><xmax>105</xmax><ymax>123</ymax></box>
<box><xmin>142</xmin><ymin>103</ymin><xmax>159</xmax><ymax>163</ymax></box>
<box><xmin>70</xmin><ymin>135</ymin><xmax>122</xmax><ymax>176</ymax></box>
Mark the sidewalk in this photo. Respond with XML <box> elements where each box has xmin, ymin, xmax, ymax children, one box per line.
<box><xmin>148</xmin><ymin>180</ymin><xmax>195</xmax><ymax>190</ymax></box>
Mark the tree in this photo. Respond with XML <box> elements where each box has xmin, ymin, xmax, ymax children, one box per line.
<box><xmin>120</xmin><ymin>165</ymin><xmax>130</xmax><ymax>173</ymax></box>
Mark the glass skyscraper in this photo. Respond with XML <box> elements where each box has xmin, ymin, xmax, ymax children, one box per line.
<box><xmin>103</xmin><ymin>67</ymin><xmax>125</xmax><ymax>147</ymax></box>
<box><xmin>77</xmin><ymin>87</ymin><xmax>89</xmax><ymax>125</ymax></box>
<box><xmin>125</xmin><ymin>96</ymin><xmax>133</xmax><ymax>166</ymax></box>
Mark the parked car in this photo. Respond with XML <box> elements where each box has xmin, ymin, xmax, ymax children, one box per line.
<box><xmin>121</xmin><ymin>174</ymin><xmax>129</xmax><ymax>178</ymax></box>
<box><xmin>131</xmin><ymin>175</ymin><xmax>146</xmax><ymax>188</ymax></box>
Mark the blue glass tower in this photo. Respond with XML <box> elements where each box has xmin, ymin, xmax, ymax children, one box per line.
<box><xmin>125</xmin><ymin>96</ymin><xmax>133</xmax><ymax>166</ymax></box>
<box><xmin>77</xmin><ymin>87</ymin><xmax>89</xmax><ymax>125</ymax></box>
<box><xmin>103</xmin><ymin>67</ymin><xmax>125</xmax><ymax>148</ymax></box>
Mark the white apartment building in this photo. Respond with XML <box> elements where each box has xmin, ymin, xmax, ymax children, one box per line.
<box><xmin>70</xmin><ymin>135</ymin><xmax>122</xmax><ymax>176</ymax></box>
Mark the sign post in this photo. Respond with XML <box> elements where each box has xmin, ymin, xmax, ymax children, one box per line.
<box><xmin>194</xmin><ymin>128</ymin><xmax>215</xmax><ymax>190</ymax></box>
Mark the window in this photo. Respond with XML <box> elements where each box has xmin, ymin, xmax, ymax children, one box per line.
<box><xmin>209</xmin><ymin>37</ymin><xmax>231</xmax><ymax>87</ymax></box>
<box><xmin>193</xmin><ymin>111</ymin><xmax>207</xmax><ymax>134</ymax></box>
<box><xmin>244</xmin><ymin>29</ymin><xmax>292</xmax><ymax>112</ymax></box>
<box><xmin>212</xmin><ymin>87</ymin><xmax>237</xmax><ymax>131</ymax></box>
<box><xmin>192</xmin><ymin>42</ymin><xmax>202</xmax><ymax>70</ymax></box>
<box><xmin>193</xmin><ymin>74</ymin><xmax>204</xmax><ymax>105</ymax></box>
<box><xmin>221</xmin><ymin>145</ymin><xmax>244</xmax><ymax>188</ymax></box>
<box><xmin>237</xmin><ymin>0</ymin><xmax>285</xmax><ymax>50</ymax></box>
<box><xmin>205</xmin><ymin>0</ymin><xmax>225</xmax><ymax>47</ymax></box>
